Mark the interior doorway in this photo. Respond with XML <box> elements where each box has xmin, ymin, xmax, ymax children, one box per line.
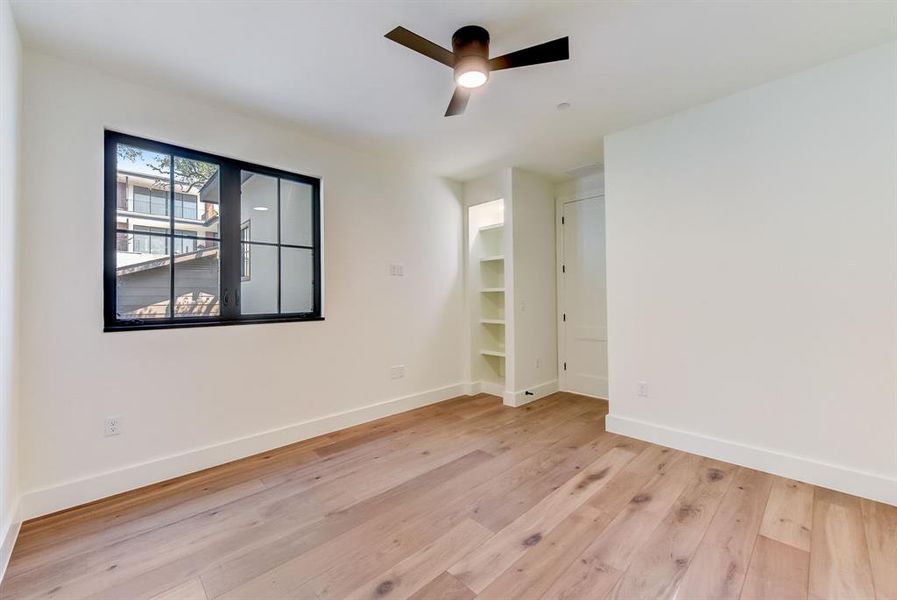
<box><xmin>557</xmin><ymin>194</ymin><xmax>608</xmax><ymax>399</ymax></box>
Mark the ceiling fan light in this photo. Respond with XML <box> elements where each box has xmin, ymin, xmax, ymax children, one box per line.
<box><xmin>457</xmin><ymin>69</ymin><xmax>488</xmax><ymax>88</ymax></box>
<box><xmin>454</xmin><ymin>54</ymin><xmax>489</xmax><ymax>89</ymax></box>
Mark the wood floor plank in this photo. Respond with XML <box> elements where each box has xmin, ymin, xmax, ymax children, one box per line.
<box><xmin>608</xmin><ymin>457</ymin><xmax>735</xmax><ymax>599</ymax></box>
<box><xmin>122</xmin><ymin>450</ymin><xmax>494</xmax><ymax>600</ymax></box>
<box><xmin>760</xmin><ymin>476</ymin><xmax>815</xmax><ymax>552</ymax></box>
<box><xmin>477</xmin><ymin>445</ymin><xmax>673</xmax><ymax>600</ymax></box>
<box><xmin>675</xmin><ymin>467</ymin><xmax>774</xmax><ymax>600</ymax></box>
<box><xmin>7</xmin><ymin>478</ymin><xmax>269</xmax><ymax>579</ymax></box>
<box><xmin>861</xmin><ymin>499</ymin><xmax>897</xmax><ymax>600</ymax></box>
<box><xmin>448</xmin><ymin>444</ymin><xmax>639</xmax><ymax>593</ymax></box>
<box><xmin>539</xmin><ymin>451</ymin><xmax>701</xmax><ymax>600</ymax></box>
<box><xmin>208</xmin><ymin>414</ymin><xmax>602</xmax><ymax>599</ymax></box>
<box><xmin>476</xmin><ymin>504</ymin><xmax>608</xmax><ymax>600</ymax></box>
<box><xmin>407</xmin><ymin>572</ymin><xmax>474</xmax><ymax>600</ymax></box>
<box><xmin>809</xmin><ymin>488</ymin><xmax>876</xmax><ymax>600</ymax></box>
<box><xmin>468</xmin><ymin>427</ymin><xmax>629</xmax><ymax>532</ymax></box>
<box><xmin>740</xmin><ymin>535</ymin><xmax>809</xmax><ymax>600</ymax></box>
<box><xmin>338</xmin><ymin>519</ymin><xmax>491</xmax><ymax>600</ymax></box>
<box><xmin>148</xmin><ymin>578</ymin><xmax>209</xmax><ymax>600</ymax></box>
<box><xmin>202</xmin><ymin>411</ymin><xmax>600</xmax><ymax>598</ymax></box>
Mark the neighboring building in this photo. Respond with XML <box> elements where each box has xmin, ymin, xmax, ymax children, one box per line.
<box><xmin>115</xmin><ymin>168</ymin><xmax>221</xmax><ymax>318</ymax></box>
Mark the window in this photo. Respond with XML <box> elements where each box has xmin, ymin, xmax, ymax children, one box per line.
<box><xmin>133</xmin><ymin>186</ymin><xmax>169</xmax><ymax>216</ymax></box>
<box><xmin>105</xmin><ymin>131</ymin><xmax>322</xmax><ymax>331</ymax></box>
<box><xmin>175</xmin><ymin>192</ymin><xmax>198</xmax><ymax>220</ymax></box>
<box><xmin>132</xmin><ymin>226</ymin><xmax>168</xmax><ymax>254</ymax></box>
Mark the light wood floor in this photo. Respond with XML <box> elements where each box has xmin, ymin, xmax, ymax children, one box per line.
<box><xmin>2</xmin><ymin>393</ymin><xmax>896</xmax><ymax>600</ymax></box>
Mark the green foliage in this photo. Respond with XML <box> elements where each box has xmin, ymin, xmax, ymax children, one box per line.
<box><xmin>117</xmin><ymin>145</ymin><xmax>218</xmax><ymax>192</ymax></box>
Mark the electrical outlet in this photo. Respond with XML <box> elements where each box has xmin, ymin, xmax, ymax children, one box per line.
<box><xmin>637</xmin><ymin>381</ymin><xmax>648</xmax><ymax>398</ymax></box>
<box><xmin>104</xmin><ymin>416</ymin><xmax>121</xmax><ymax>437</ymax></box>
<box><xmin>390</xmin><ymin>365</ymin><xmax>405</xmax><ymax>379</ymax></box>
<box><xmin>389</xmin><ymin>264</ymin><xmax>405</xmax><ymax>277</ymax></box>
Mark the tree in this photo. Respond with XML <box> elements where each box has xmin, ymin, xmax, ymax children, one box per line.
<box><xmin>117</xmin><ymin>146</ymin><xmax>217</xmax><ymax>193</ymax></box>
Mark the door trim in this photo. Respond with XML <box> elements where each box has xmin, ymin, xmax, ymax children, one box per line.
<box><xmin>556</xmin><ymin>192</ymin><xmax>607</xmax><ymax>398</ymax></box>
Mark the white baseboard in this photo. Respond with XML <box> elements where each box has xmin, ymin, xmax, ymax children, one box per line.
<box><xmin>476</xmin><ymin>381</ymin><xmax>504</xmax><ymax>397</ymax></box>
<box><xmin>606</xmin><ymin>414</ymin><xmax>897</xmax><ymax>507</ymax></box>
<box><xmin>19</xmin><ymin>383</ymin><xmax>469</xmax><ymax>521</ymax></box>
<box><xmin>558</xmin><ymin>388</ymin><xmax>608</xmax><ymax>401</ymax></box>
<box><xmin>0</xmin><ymin>503</ymin><xmax>21</xmax><ymax>585</ymax></box>
<box><xmin>504</xmin><ymin>379</ymin><xmax>559</xmax><ymax>408</ymax></box>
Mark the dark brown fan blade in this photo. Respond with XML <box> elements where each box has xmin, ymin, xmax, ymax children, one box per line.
<box><xmin>385</xmin><ymin>26</ymin><xmax>455</xmax><ymax>67</ymax></box>
<box><xmin>445</xmin><ymin>87</ymin><xmax>470</xmax><ymax>117</ymax></box>
<box><xmin>488</xmin><ymin>36</ymin><xmax>569</xmax><ymax>71</ymax></box>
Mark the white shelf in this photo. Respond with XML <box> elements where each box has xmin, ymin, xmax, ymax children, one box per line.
<box><xmin>480</xmin><ymin>319</ymin><xmax>505</xmax><ymax>325</ymax></box>
<box><xmin>480</xmin><ymin>349</ymin><xmax>506</xmax><ymax>358</ymax></box>
<box><xmin>479</xmin><ymin>223</ymin><xmax>504</xmax><ymax>232</ymax></box>
<box><xmin>481</xmin><ymin>287</ymin><xmax>505</xmax><ymax>293</ymax></box>
<box><xmin>480</xmin><ymin>255</ymin><xmax>504</xmax><ymax>262</ymax></box>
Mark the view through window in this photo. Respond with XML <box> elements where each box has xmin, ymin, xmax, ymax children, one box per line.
<box><xmin>105</xmin><ymin>131</ymin><xmax>321</xmax><ymax>330</ymax></box>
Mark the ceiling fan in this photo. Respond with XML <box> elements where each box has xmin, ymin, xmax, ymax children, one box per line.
<box><xmin>385</xmin><ymin>25</ymin><xmax>570</xmax><ymax>116</ymax></box>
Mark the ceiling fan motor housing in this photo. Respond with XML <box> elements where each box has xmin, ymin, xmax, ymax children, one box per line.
<box><xmin>452</xmin><ymin>25</ymin><xmax>490</xmax><ymax>84</ymax></box>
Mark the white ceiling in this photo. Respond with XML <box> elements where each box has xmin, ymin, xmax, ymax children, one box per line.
<box><xmin>10</xmin><ymin>0</ymin><xmax>897</xmax><ymax>181</ymax></box>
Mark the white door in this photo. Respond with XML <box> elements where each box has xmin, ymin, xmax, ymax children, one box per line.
<box><xmin>560</xmin><ymin>196</ymin><xmax>608</xmax><ymax>398</ymax></box>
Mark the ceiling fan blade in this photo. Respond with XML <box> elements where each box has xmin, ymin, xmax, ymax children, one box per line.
<box><xmin>488</xmin><ymin>36</ymin><xmax>569</xmax><ymax>71</ymax></box>
<box><xmin>385</xmin><ymin>26</ymin><xmax>455</xmax><ymax>68</ymax></box>
<box><xmin>445</xmin><ymin>87</ymin><xmax>470</xmax><ymax>117</ymax></box>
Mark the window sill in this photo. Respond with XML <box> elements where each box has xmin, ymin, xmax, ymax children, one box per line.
<box><xmin>104</xmin><ymin>315</ymin><xmax>325</xmax><ymax>332</ymax></box>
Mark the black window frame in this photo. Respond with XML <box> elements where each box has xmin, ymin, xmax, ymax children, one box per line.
<box><xmin>104</xmin><ymin>130</ymin><xmax>323</xmax><ymax>332</ymax></box>
<box><xmin>240</xmin><ymin>220</ymin><xmax>251</xmax><ymax>281</ymax></box>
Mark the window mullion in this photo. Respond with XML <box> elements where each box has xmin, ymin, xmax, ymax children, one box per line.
<box><xmin>219</xmin><ymin>161</ymin><xmax>242</xmax><ymax>320</ymax></box>
<box><xmin>169</xmin><ymin>154</ymin><xmax>175</xmax><ymax>319</ymax></box>
<box><xmin>277</xmin><ymin>177</ymin><xmax>282</xmax><ymax>315</ymax></box>
<box><xmin>313</xmin><ymin>179</ymin><xmax>322</xmax><ymax>316</ymax></box>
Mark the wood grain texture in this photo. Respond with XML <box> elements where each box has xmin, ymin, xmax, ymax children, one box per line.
<box><xmin>809</xmin><ymin>488</ymin><xmax>876</xmax><ymax>600</ymax></box>
<box><xmin>340</xmin><ymin>519</ymin><xmax>491</xmax><ymax>600</ymax></box>
<box><xmin>0</xmin><ymin>392</ymin><xmax>892</xmax><ymax>600</ymax></box>
<box><xmin>861</xmin><ymin>499</ymin><xmax>897</xmax><ymax>600</ymax></box>
<box><xmin>148</xmin><ymin>578</ymin><xmax>209</xmax><ymax>600</ymax></box>
<box><xmin>448</xmin><ymin>443</ymin><xmax>638</xmax><ymax>593</ymax></box>
<box><xmin>675</xmin><ymin>467</ymin><xmax>773</xmax><ymax>600</ymax></box>
<box><xmin>741</xmin><ymin>535</ymin><xmax>809</xmax><ymax>600</ymax></box>
<box><xmin>608</xmin><ymin>458</ymin><xmax>735</xmax><ymax>599</ymax></box>
<box><xmin>408</xmin><ymin>572</ymin><xmax>474</xmax><ymax>600</ymax></box>
<box><xmin>761</xmin><ymin>477</ymin><xmax>815</xmax><ymax>552</ymax></box>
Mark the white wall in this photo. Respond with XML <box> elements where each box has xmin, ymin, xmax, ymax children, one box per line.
<box><xmin>17</xmin><ymin>52</ymin><xmax>467</xmax><ymax>518</ymax></box>
<box><xmin>0</xmin><ymin>0</ymin><xmax>23</xmax><ymax>577</ymax></box>
<box><xmin>605</xmin><ymin>41</ymin><xmax>897</xmax><ymax>505</ymax></box>
<box><xmin>509</xmin><ymin>169</ymin><xmax>558</xmax><ymax>400</ymax></box>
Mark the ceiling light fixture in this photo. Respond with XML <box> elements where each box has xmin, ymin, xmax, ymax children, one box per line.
<box><xmin>456</xmin><ymin>69</ymin><xmax>488</xmax><ymax>89</ymax></box>
<box><xmin>455</xmin><ymin>55</ymin><xmax>488</xmax><ymax>89</ymax></box>
<box><xmin>557</xmin><ymin>102</ymin><xmax>571</xmax><ymax>111</ymax></box>
<box><xmin>253</xmin><ymin>206</ymin><xmax>269</xmax><ymax>211</ymax></box>
<box><xmin>385</xmin><ymin>24</ymin><xmax>569</xmax><ymax>116</ymax></box>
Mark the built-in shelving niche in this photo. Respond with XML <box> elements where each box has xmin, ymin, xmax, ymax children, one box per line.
<box><xmin>469</xmin><ymin>200</ymin><xmax>506</xmax><ymax>387</ymax></box>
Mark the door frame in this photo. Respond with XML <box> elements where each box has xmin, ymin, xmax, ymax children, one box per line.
<box><xmin>556</xmin><ymin>191</ymin><xmax>607</xmax><ymax>399</ymax></box>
